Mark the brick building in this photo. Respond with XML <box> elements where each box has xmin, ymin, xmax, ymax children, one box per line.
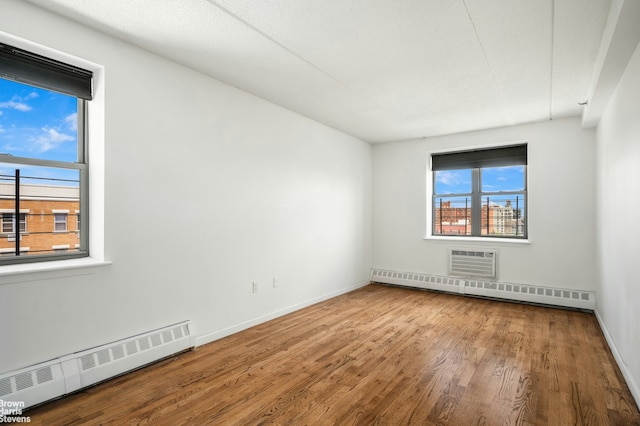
<box><xmin>434</xmin><ymin>199</ymin><xmax>524</xmax><ymax>236</ymax></box>
<box><xmin>0</xmin><ymin>183</ymin><xmax>80</xmax><ymax>256</ymax></box>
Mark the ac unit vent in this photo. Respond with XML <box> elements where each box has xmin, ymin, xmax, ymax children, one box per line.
<box><xmin>450</xmin><ymin>249</ymin><xmax>497</xmax><ymax>279</ymax></box>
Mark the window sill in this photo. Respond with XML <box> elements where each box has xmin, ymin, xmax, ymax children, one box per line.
<box><xmin>0</xmin><ymin>257</ymin><xmax>111</xmax><ymax>278</ymax></box>
<box><xmin>424</xmin><ymin>235</ymin><xmax>531</xmax><ymax>244</ymax></box>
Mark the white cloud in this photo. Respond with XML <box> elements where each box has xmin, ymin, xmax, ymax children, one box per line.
<box><xmin>0</xmin><ymin>93</ymin><xmax>39</xmax><ymax>112</ymax></box>
<box><xmin>64</xmin><ymin>112</ymin><xmax>78</xmax><ymax>132</ymax></box>
<box><xmin>35</xmin><ymin>127</ymin><xmax>74</xmax><ymax>152</ymax></box>
<box><xmin>0</xmin><ymin>99</ymin><xmax>32</xmax><ymax>112</ymax></box>
<box><xmin>436</xmin><ymin>170</ymin><xmax>468</xmax><ymax>186</ymax></box>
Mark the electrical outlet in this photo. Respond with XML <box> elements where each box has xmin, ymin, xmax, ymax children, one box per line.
<box><xmin>273</xmin><ymin>277</ymin><xmax>278</xmax><ymax>288</ymax></box>
<box><xmin>252</xmin><ymin>282</ymin><xmax>258</xmax><ymax>293</ymax></box>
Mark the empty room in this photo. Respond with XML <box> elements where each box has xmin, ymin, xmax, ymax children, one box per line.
<box><xmin>1</xmin><ymin>0</ymin><xmax>639</xmax><ymax>424</ymax></box>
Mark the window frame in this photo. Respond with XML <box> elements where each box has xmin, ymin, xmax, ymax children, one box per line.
<box><xmin>0</xmin><ymin>42</ymin><xmax>91</xmax><ymax>265</ymax></box>
<box><xmin>1</xmin><ymin>212</ymin><xmax>27</xmax><ymax>235</ymax></box>
<box><xmin>428</xmin><ymin>143</ymin><xmax>528</xmax><ymax>241</ymax></box>
<box><xmin>53</xmin><ymin>213</ymin><xmax>69</xmax><ymax>233</ymax></box>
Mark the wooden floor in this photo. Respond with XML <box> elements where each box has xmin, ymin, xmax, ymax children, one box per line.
<box><xmin>27</xmin><ymin>284</ymin><xmax>640</xmax><ymax>425</ymax></box>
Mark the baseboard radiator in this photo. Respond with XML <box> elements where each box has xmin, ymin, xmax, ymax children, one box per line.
<box><xmin>370</xmin><ymin>268</ymin><xmax>595</xmax><ymax>310</ymax></box>
<box><xmin>0</xmin><ymin>321</ymin><xmax>195</xmax><ymax>409</ymax></box>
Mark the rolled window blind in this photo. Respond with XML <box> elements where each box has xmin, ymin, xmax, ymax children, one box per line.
<box><xmin>432</xmin><ymin>144</ymin><xmax>527</xmax><ymax>171</ymax></box>
<box><xmin>0</xmin><ymin>43</ymin><xmax>93</xmax><ymax>100</ymax></box>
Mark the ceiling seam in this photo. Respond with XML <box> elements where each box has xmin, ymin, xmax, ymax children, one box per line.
<box><xmin>203</xmin><ymin>0</ymin><xmax>421</xmax><ymax>139</ymax></box>
<box><xmin>205</xmin><ymin>0</ymin><xmax>346</xmax><ymax>88</ymax></box>
<box><xmin>462</xmin><ymin>0</ymin><xmax>513</xmax><ymax>125</ymax></box>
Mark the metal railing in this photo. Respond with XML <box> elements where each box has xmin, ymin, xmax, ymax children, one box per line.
<box><xmin>0</xmin><ymin>169</ymin><xmax>81</xmax><ymax>258</ymax></box>
<box><xmin>434</xmin><ymin>195</ymin><xmax>526</xmax><ymax>237</ymax></box>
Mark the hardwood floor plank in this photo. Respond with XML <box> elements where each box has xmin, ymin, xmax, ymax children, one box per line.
<box><xmin>26</xmin><ymin>284</ymin><xmax>640</xmax><ymax>425</ymax></box>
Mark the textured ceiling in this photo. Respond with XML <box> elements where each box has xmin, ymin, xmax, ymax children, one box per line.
<box><xmin>25</xmin><ymin>0</ymin><xmax>611</xmax><ymax>143</ymax></box>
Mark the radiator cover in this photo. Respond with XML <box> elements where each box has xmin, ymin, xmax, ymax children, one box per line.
<box><xmin>0</xmin><ymin>321</ymin><xmax>194</xmax><ymax>409</ymax></box>
<box><xmin>370</xmin><ymin>268</ymin><xmax>595</xmax><ymax>310</ymax></box>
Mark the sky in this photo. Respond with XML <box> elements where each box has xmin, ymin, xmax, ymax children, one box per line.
<box><xmin>435</xmin><ymin>166</ymin><xmax>525</xmax><ymax>194</ymax></box>
<box><xmin>0</xmin><ymin>77</ymin><xmax>79</xmax><ymax>185</ymax></box>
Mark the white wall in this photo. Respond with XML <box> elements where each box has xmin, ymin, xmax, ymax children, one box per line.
<box><xmin>0</xmin><ymin>1</ymin><xmax>372</xmax><ymax>373</ymax></box>
<box><xmin>596</xmin><ymin>40</ymin><xmax>640</xmax><ymax>403</ymax></box>
<box><xmin>373</xmin><ymin>117</ymin><xmax>597</xmax><ymax>290</ymax></box>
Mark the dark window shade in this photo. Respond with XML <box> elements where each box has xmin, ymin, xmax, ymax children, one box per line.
<box><xmin>432</xmin><ymin>144</ymin><xmax>527</xmax><ymax>171</ymax></box>
<box><xmin>0</xmin><ymin>43</ymin><xmax>92</xmax><ymax>100</ymax></box>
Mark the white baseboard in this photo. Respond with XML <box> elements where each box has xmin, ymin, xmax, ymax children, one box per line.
<box><xmin>195</xmin><ymin>280</ymin><xmax>369</xmax><ymax>347</ymax></box>
<box><xmin>594</xmin><ymin>309</ymin><xmax>640</xmax><ymax>411</ymax></box>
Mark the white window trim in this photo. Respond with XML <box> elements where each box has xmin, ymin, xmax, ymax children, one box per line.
<box><xmin>426</xmin><ymin>235</ymin><xmax>531</xmax><ymax>244</ymax></box>
<box><xmin>1</xmin><ymin>212</ymin><xmax>28</xmax><ymax>235</ymax></box>
<box><xmin>0</xmin><ymin>209</ymin><xmax>29</xmax><ymax>213</ymax></box>
<box><xmin>0</xmin><ymin>247</ymin><xmax>29</xmax><ymax>253</ymax></box>
<box><xmin>424</xmin><ymin>140</ymin><xmax>531</xmax><ymax>245</ymax></box>
<box><xmin>0</xmin><ymin>32</ymin><xmax>108</xmax><ymax>274</ymax></box>
<box><xmin>0</xmin><ymin>257</ymin><xmax>111</xmax><ymax>278</ymax></box>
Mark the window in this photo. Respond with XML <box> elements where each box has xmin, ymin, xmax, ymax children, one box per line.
<box><xmin>431</xmin><ymin>144</ymin><xmax>527</xmax><ymax>239</ymax></box>
<box><xmin>1</xmin><ymin>212</ymin><xmax>26</xmax><ymax>234</ymax></box>
<box><xmin>54</xmin><ymin>213</ymin><xmax>68</xmax><ymax>232</ymax></box>
<box><xmin>0</xmin><ymin>43</ymin><xmax>92</xmax><ymax>263</ymax></box>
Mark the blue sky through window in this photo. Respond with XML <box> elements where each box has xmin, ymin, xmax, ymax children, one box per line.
<box><xmin>435</xmin><ymin>166</ymin><xmax>525</xmax><ymax>194</ymax></box>
<box><xmin>434</xmin><ymin>169</ymin><xmax>471</xmax><ymax>194</ymax></box>
<box><xmin>0</xmin><ymin>78</ymin><xmax>79</xmax><ymax>186</ymax></box>
<box><xmin>0</xmin><ymin>78</ymin><xmax>78</xmax><ymax>163</ymax></box>
<box><xmin>481</xmin><ymin>166</ymin><xmax>525</xmax><ymax>192</ymax></box>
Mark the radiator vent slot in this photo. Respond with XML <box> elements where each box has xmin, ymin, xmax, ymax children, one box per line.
<box><xmin>450</xmin><ymin>249</ymin><xmax>496</xmax><ymax>279</ymax></box>
<box><xmin>0</xmin><ymin>378</ymin><xmax>12</xmax><ymax>397</ymax></box>
<box><xmin>36</xmin><ymin>367</ymin><xmax>53</xmax><ymax>383</ymax></box>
